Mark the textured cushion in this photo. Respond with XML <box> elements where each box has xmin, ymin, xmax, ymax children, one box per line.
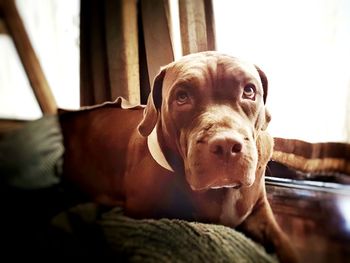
<box><xmin>51</xmin><ymin>203</ymin><xmax>278</xmax><ymax>263</ymax></box>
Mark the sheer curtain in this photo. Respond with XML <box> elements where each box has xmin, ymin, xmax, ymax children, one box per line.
<box><xmin>213</xmin><ymin>0</ymin><xmax>350</xmax><ymax>143</ymax></box>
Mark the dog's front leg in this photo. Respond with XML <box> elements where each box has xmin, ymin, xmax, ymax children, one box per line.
<box><xmin>237</xmin><ymin>195</ymin><xmax>299</xmax><ymax>263</ymax></box>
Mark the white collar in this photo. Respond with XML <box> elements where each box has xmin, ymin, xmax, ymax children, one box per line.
<box><xmin>147</xmin><ymin>126</ymin><xmax>174</xmax><ymax>172</ymax></box>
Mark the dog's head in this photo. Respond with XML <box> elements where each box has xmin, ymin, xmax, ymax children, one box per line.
<box><xmin>138</xmin><ymin>51</ymin><xmax>271</xmax><ymax>192</ymax></box>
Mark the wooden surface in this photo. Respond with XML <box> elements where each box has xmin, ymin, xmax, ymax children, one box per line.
<box><xmin>0</xmin><ymin>0</ymin><xmax>57</xmax><ymax>114</ymax></box>
<box><xmin>267</xmin><ymin>178</ymin><xmax>350</xmax><ymax>263</ymax></box>
<box><xmin>273</xmin><ymin>137</ymin><xmax>350</xmax><ymax>175</ymax></box>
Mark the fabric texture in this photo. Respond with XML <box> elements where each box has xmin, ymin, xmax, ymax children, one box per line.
<box><xmin>0</xmin><ymin>115</ymin><xmax>63</xmax><ymax>189</ymax></box>
<box><xmin>0</xmin><ymin>113</ymin><xmax>277</xmax><ymax>262</ymax></box>
<box><xmin>80</xmin><ymin>0</ymin><xmax>140</xmax><ymax>106</ymax></box>
<box><xmin>272</xmin><ymin>137</ymin><xmax>350</xmax><ymax>176</ymax></box>
<box><xmin>50</xmin><ymin>203</ymin><xmax>278</xmax><ymax>263</ymax></box>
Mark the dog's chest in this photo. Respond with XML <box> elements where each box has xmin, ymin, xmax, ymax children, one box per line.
<box><xmin>219</xmin><ymin>189</ymin><xmax>252</xmax><ymax>227</ymax></box>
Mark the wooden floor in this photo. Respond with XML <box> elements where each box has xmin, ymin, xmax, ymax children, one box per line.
<box><xmin>266</xmin><ymin>177</ymin><xmax>350</xmax><ymax>263</ymax></box>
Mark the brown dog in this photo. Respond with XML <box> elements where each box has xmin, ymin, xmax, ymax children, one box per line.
<box><xmin>60</xmin><ymin>51</ymin><xmax>297</xmax><ymax>263</ymax></box>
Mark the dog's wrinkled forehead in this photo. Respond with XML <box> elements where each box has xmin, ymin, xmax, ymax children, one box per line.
<box><xmin>162</xmin><ymin>52</ymin><xmax>263</xmax><ymax>94</ymax></box>
<box><xmin>137</xmin><ymin>51</ymin><xmax>269</xmax><ymax>137</ymax></box>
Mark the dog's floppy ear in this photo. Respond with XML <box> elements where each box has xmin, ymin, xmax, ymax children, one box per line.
<box><xmin>138</xmin><ymin>67</ymin><xmax>167</xmax><ymax>137</ymax></box>
<box><xmin>255</xmin><ymin>65</ymin><xmax>268</xmax><ymax>104</ymax></box>
<box><xmin>256</xmin><ymin>107</ymin><xmax>271</xmax><ymax>131</ymax></box>
<box><xmin>254</xmin><ymin>65</ymin><xmax>271</xmax><ymax>130</ymax></box>
<box><xmin>261</xmin><ymin>108</ymin><xmax>271</xmax><ymax>131</ymax></box>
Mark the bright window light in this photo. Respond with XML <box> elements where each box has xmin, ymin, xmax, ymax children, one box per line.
<box><xmin>0</xmin><ymin>35</ymin><xmax>42</xmax><ymax>119</ymax></box>
<box><xmin>213</xmin><ymin>0</ymin><xmax>350</xmax><ymax>143</ymax></box>
<box><xmin>16</xmin><ymin>0</ymin><xmax>80</xmax><ymax>111</ymax></box>
<box><xmin>0</xmin><ymin>0</ymin><xmax>80</xmax><ymax>120</ymax></box>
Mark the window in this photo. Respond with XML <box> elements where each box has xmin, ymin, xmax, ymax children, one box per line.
<box><xmin>0</xmin><ymin>33</ymin><xmax>41</xmax><ymax>119</ymax></box>
<box><xmin>213</xmin><ymin>0</ymin><xmax>350</xmax><ymax>143</ymax></box>
<box><xmin>0</xmin><ymin>0</ymin><xmax>80</xmax><ymax>120</ymax></box>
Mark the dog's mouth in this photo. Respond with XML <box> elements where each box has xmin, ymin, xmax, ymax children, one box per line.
<box><xmin>186</xmin><ymin>176</ymin><xmax>246</xmax><ymax>192</ymax></box>
<box><xmin>186</xmin><ymin>165</ymin><xmax>255</xmax><ymax>192</ymax></box>
<box><xmin>209</xmin><ymin>183</ymin><xmax>242</xmax><ymax>190</ymax></box>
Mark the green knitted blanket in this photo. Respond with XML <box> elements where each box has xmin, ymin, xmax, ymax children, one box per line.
<box><xmin>0</xmin><ymin>116</ymin><xmax>278</xmax><ymax>262</ymax></box>
<box><xmin>51</xmin><ymin>203</ymin><xmax>278</xmax><ymax>263</ymax></box>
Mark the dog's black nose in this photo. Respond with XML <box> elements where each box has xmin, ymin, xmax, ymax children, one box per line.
<box><xmin>231</xmin><ymin>142</ymin><xmax>242</xmax><ymax>153</ymax></box>
<box><xmin>208</xmin><ymin>134</ymin><xmax>243</xmax><ymax>157</ymax></box>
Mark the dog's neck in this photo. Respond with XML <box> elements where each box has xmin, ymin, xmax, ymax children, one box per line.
<box><xmin>147</xmin><ymin>125</ymin><xmax>175</xmax><ymax>172</ymax></box>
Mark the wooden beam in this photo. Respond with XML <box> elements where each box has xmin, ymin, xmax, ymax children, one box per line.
<box><xmin>179</xmin><ymin>0</ymin><xmax>216</xmax><ymax>55</ymax></box>
<box><xmin>0</xmin><ymin>0</ymin><xmax>57</xmax><ymax>114</ymax></box>
<box><xmin>141</xmin><ymin>0</ymin><xmax>174</xmax><ymax>87</ymax></box>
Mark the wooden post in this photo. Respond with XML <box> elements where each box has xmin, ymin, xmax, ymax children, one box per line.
<box><xmin>0</xmin><ymin>0</ymin><xmax>57</xmax><ymax>114</ymax></box>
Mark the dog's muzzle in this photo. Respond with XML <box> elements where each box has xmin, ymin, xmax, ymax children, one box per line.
<box><xmin>183</xmin><ymin>108</ymin><xmax>258</xmax><ymax>191</ymax></box>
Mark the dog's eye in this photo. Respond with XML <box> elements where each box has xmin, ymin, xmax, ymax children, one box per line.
<box><xmin>176</xmin><ymin>91</ymin><xmax>189</xmax><ymax>105</ymax></box>
<box><xmin>243</xmin><ymin>84</ymin><xmax>256</xmax><ymax>100</ymax></box>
